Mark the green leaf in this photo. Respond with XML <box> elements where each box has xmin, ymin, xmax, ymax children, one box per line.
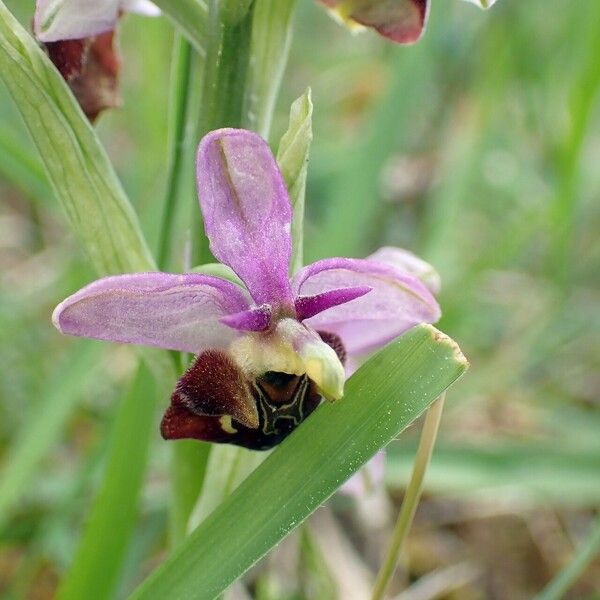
<box><xmin>243</xmin><ymin>0</ymin><xmax>298</xmax><ymax>137</ymax></box>
<box><xmin>277</xmin><ymin>89</ymin><xmax>313</xmax><ymax>274</ymax></box>
<box><xmin>0</xmin><ymin>341</ymin><xmax>102</xmax><ymax>531</ymax></box>
<box><xmin>57</xmin><ymin>362</ymin><xmax>160</xmax><ymax>600</ymax></box>
<box><xmin>0</xmin><ymin>1</ymin><xmax>154</xmax><ymax>275</ymax></box>
<box><xmin>151</xmin><ymin>0</ymin><xmax>207</xmax><ymax>53</ymax></box>
<box><xmin>128</xmin><ymin>325</ymin><xmax>468</xmax><ymax>600</ymax></box>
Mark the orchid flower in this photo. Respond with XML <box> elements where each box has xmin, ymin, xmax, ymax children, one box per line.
<box><xmin>52</xmin><ymin>129</ymin><xmax>440</xmax><ymax>450</ymax></box>
<box><xmin>34</xmin><ymin>0</ymin><xmax>160</xmax><ymax>43</ymax></box>
<box><xmin>318</xmin><ymin>0</ymin><xmax>499</xmax><ymax>45</ymax></box>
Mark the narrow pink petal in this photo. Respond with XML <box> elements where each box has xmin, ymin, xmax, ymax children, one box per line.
<box><xmin>52</xmin><ymin>273</ymin><xmax>251</xmax><ymax>353</ymax></box>
<box><xmin>220</xmin><ymin>304</ymin><xmax>272</xmax><ymax>332</ymax></box>
<box><xmin>197</xmin><ymin>129</ymin><xmax>293</xmax><ymax>305</ymax></box>
<box><xmin>292</xmin><ymin>258</ymin><xmax>440</xmax><ymax>356</ymax></box>
<box><xmin>34</xmin><ymin>0</ymin><xmax>120</xmax><ymax>42</ymax></box>
<box><xmin>295</xmin><ymin>286</ymin><xmax>372</xmax><ymax>321</ymax></box>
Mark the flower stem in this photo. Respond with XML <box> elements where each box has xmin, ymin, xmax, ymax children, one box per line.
<box><xmin>185</xmin><ymin>0</ymin><xmax>300</xmax><ymax>533</ymax></box>
<box><xmin>157</xmin><ymin>34</ymin><xmax>193</xmax><ymax>271</ymax></box>
<box><xmin>370</xmin><ymin>394</ymin><xmax>446</xmax><ymax>600</ymax></box>
<box><xmin>189</xmin><ymin>0</ymin><xmax>254</xmax><ymax>268</ymax></box>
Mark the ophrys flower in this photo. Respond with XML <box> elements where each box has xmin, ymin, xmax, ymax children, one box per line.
<box><xmin>52</xmin><ymin>129</ymin><xmax>440</xmax><ymax>449</ymax></box>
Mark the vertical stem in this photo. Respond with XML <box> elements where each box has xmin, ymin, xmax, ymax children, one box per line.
<box><xmin>243</xmin><ymin>0</ymin><xmax>298</xmax><ymax>138</ymax></box>
<box><xmin>184</xmin><ymin>0</ymin><xmax>300</xmax><ymax>535</ymax></box>
<box><xmin>370</xmin><ymin>395</ymin><xmax>446</xmax><ymax>600</ymax></box>
<box><xmin>157</xmin><ymin>35</ymin><xmax>193</xmax><ymax>270</ymax></box>
<box><xmin>190</xmin><ymin>0</ymin><xmax>254</xmax><ymax>267</ymax></box>
<box><xmin>169</xmin><ymin>441</ymin><xmax>212</xmax><ymax>545</ymax></box>
<box><xmin>159</xmin><ymin>37</ymin><xmax>211</xmax><ymax>545</ymax></box>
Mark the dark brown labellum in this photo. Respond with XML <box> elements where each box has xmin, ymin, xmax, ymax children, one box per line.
<box><xmin>160</xmin><ymin>331</ymin><xmax>347</xmax><ymax>450</ymax></box>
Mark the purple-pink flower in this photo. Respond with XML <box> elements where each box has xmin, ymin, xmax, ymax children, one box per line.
<box><xmin>52</xmin><ymin>129</ymin><xmax>440</xmax><ymax>449</ymax></box>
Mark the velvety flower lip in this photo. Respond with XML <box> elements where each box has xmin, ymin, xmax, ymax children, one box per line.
<box><xmin>53</xmin><ymin>127</ymin><xmax>441</xmax><ymax>445</ymax></box>
<box><xmin>34</xmin><ymin>0</ymin><xmax>159</xmax><ymax>43</ymax></box>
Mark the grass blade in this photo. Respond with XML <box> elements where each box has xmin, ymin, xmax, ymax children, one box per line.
<box><xmin>533</xmin><ymin>513</ymin><xmax>600</xmax><ymax>600</ymax></box>
<box><xmin>57</xmin><ymin>362</ymin><xmax>160</xmax><ymax>600</ymax></box>
<box><xmin>128</xmin><ymin>324</ymin><xmax>468</xmax><ymax>600</ymax></box>
<box><xmin>0</xmin><ymin>341</ymin><xmax>102</xmax><ymax>531</ymax></box>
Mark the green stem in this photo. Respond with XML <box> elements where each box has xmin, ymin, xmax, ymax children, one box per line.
<box><xmin>370</xmin><ymin>394</ymin><xmax>446</xmax><ymax>600</ymax></box>
<box><xmin>169</xmin><ymin>441</ymin><xmax>212</xmax><ymax>545</ymax></box>
<box><xmin>184</xmin><ymin>0</ymin><xmax>300</xmax><ymax>534</ymax></box>
<box><xmin>243</xmin><ymin>0</ymin><xmax>298</xmax><ymax>138</ymax></box>
<box><xmin>57</xmin><ymin>363</ymin><xmax>158</xmax><ymax>600</ymax></box>
<box><xmin>533</xmin><ymin>513</ymin><xmax>600</xmax><ymax>600</ymax></box>
<box><xmin>190</xmin><ymin>0</ymin><xmax>254</xmax><ymax>267</ymax></box>
<box><xmin>158</xmin><ymin>35</ymin><xmax>193</xmax><ymax>271</ymax></box>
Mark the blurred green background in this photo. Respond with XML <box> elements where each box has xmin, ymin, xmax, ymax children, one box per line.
<box><xmin>0</xmin><ymin>0</ymin><xmax>599</xmax><ymax>598</ymax></box>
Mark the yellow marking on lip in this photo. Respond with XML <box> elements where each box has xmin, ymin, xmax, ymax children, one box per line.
<box><xmin>219</xmin><ymin>416</ymin><xmax>238</xmax><ymax>434</ymax></box>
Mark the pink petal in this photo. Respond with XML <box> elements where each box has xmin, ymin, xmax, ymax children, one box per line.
<box><xmin>52</xmin><ymin>272</ymin><xmax>251</xmax><ymax>353</ymax></box>
<box><xmin>368</xmin><ymin>246</ymin><xmax>441</xmax><ymax>294</ymax></box>
<box><xmin>295</xmin><ymin>286</ymin><xmax>372</xmax><ymax>321</ymax></box>
<box><xmin>292</xmin><ymin>258</ymin><xmax>440</xmax><ymax>356</ymax></box>
<box><xmin>34</xmin><ymin>0</ymin><xmax>120</xmax><ymax>42</ymax></box>
<box><xmin>197</xmin><ymin>129</ymin><xmax>293</xmax><ymax>306</ymax></box>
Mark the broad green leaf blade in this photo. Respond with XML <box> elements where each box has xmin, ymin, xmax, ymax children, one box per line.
<box><xmin>0</xmin><ymin>1</ymin><xmax>154</xmax><ymax>275</ymax></box>
<box><xmin>128</xmin><ymin>324</ymin><xmax>468</xmax><ymax>600</ymax></box>
<box><xmin>57</xmin><ymin>362</ymin><xmax>159</xmax><ymax>600</ymax></box>
<box><xmin>277</xmin><ymin>89</ymin><xmax>313</xmax><ymax>273</ymax></box>
<box><xmin>243</xmin><ymin>0</ymin><xmax>298</xmax><ymax>138</ymax></box>
<box><xmin>0</xmin><ymin>341</ymin><xmax>102</xmax><ymax>530</ymax></box>
<box><xmin>150</xmin><ymin>0</ymin><xmax>207</xmax><ymax>54</ymax></box>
